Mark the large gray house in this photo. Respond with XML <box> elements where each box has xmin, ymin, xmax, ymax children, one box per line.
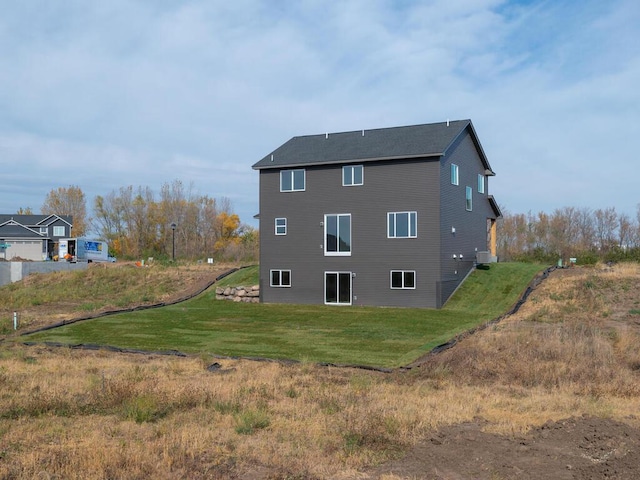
<box><xmin>0</xmin><ymin>214</ymin><xmax>73</xmax><ymax>261</ymax></box>
<box><xmin>252</xmin><ymin>119</ymin><xmax>501</xmax><ymax>308</ymax></box>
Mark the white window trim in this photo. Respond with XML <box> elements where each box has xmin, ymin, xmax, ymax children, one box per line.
<box><xmin>466</xmin><ymin>186</ymin><xmax>473</xmax><ymax>211</ymax></box>
<box><xmin>342</xmin><ymin>165</ymin><xmax>364</xmax><ymax>186</ymax></box>
<box><xmin>324</xmin><ymin>213</ymin><xmax>352</xmax><ymax>256</ymax></box>
<box><xmin>53</xmin><ymin>226</ymin><xmax>65</xmax><ymax>236</ymax></box>
<box><xmin>270</xmin><ymin>269</ymin><xmax>291</xmax><ymax>287</ymax></box>
<box><xmin>478</xmin><ymin>174</ymin><xmax>485</xmax><ymax>194</ymax></box>
<box><xmin>324</xmin><ymin>271</ymin><xmax>352</xmax><ymax>306</ymax></box>
<box><xmin>280</xmin><ymin>169</ymin><xmax>306</xmax><ymax>192</ymax></box>
<box><xmin>387</xmin><ymin>211</ymin><xmax>417</xmax><ymax>238</ymax></box>
<box><xmin>390</xmin><ymin>270</ymin><xmax>416</xmax><ymax>289</ymax></box>
<box><xmin>451</xmin><ymin>164</ymin><xmax>459</xmax><ymax>186</ymax></box>
<box><xmin>275</xmin><ymin>217</ymin><xmax>287</xmax><ymax>235</ymax></box>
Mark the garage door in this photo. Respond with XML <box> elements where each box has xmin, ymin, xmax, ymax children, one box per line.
<box><xmin>5</xmin><ymin>240</ymin><xmax>43</xmax><ymax>261</ymax></box>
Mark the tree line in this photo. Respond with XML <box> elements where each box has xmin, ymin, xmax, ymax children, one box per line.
<box><xmin>25</xmin><ymin>184</ymin><xmax>640</xmax><ymax>265</ymax></box>
<box><xmin>28</xmin><ymin>182</ymin><xmax>258</xmax><ymax>262</ymax></box>
<box><xmin>497</xmin><ymin>205</ymin><xmax>640</xmax><ymax>264</ymax></box>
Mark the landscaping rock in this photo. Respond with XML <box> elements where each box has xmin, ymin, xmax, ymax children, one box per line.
<box><xmin>217</xmin><ymin>284</ymin><xmax>260</xmax><ymax>302</ymax></box>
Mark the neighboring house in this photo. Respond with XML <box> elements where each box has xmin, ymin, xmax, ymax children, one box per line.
<box><xmin>252</xmin><ymin>119</ymin><xmax>501</xmax><ymax>308</ymax></box>
<box><xmin>0</xmin><ymin>214</ymin><xmax>73</xmax><ymax>261</ymax></box>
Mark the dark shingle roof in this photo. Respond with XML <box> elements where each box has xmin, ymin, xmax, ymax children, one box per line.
<box><xmin>0</xmin><ymin>220</ymin><xmax>41</xmax><ymax>237</ymax></box>
<box><xmin>253</xmin><ymin>119</ymin><xmax>493</xmax><ymax>173</ymax></box>
<box><xmin>0</xmin><ymin>214</ymin><xmax>72</xmax><ymax>226</ymax></box>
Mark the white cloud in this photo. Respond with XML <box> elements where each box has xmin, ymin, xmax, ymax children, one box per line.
<box><xmin>0</xmin><ymin>0</ymin><xmax>638</xmax><ymax>225</ymax></box>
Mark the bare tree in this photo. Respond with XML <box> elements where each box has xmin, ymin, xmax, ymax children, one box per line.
<box><xmin>594</xmin><ymin>207</ymin><xmax>618</xmax><ymax>252</ymax></box>
<box><xmin>496</xmin><ymin>205</ymin><xmax>637</xmax><ymax>262</ymax></box>
<box><xmin>93</xmin><ymin>189</ymin><xmax>131</xmax><ymax>254</ymax></box>
<box><xmin>574</xmin><ymin>207</ymin><xmax>595</xmax><ymax>251</ymax></box>
<box><xmin>197</xmin><ymin>196</ymin><xmax>218</xmax><ymax>257</ymax></box>
<box><xmin>618</xmin><ymin>213</ymin><xmax>633</xmax><ymax>249</ymax></box>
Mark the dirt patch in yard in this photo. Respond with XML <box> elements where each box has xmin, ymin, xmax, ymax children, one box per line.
<box><xmin>366</xmin><ymin>415</ymin><xmax>640</xmax><ymax>480</ymax></box>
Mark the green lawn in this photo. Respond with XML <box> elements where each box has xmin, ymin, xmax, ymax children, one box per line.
<box><xmin>216</xmin><ymin>265</ymin><xmax>259</xmax><ymax>287</ymax></box>
<box><xmin>23</xmin><ymin>263</ymin><xmax>545</xmax><ymax>368</ymax></box>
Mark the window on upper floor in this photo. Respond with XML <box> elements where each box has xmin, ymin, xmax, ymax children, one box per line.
<box><xmin>342</xmin><ymin>165</ymin><xmax>363</xmax><ymax>186</ymax></box>
<box><xmin>451</xmin><ymin>164</ymin><xmax>459</xmax><ymax>185</ymax></box>
<box><xmin>40</xmin><ymin>227</ymin><xmax>48</xmax><ymax>235</ymax></box>
<box><xmin>478</xmin><ymin>174</ymin><xmax>485</xmax><ymax>194</ymax></box>
<box><xmin>275</xmin><ymin>218</ymin><xmax>287</xmax><ymax>235</ymax></box>
<box><xmin>53</xmin><ymin>226</ymin><xmax>65</xmax><ymax>236</ymax></box>
<box><xmin>390</xmin><ymin>270</ymin><xmax>416</xmax><ymax>289</ymax></box>
<box><xmin>270</xmin><ymin>269</ymin><xmax>291</xmax><ymax>287</ymax></box>
<box><xmin>466</xmin><ymin>186</ymin><xmax>473</xmax><ymax>211</ymax></box>
<box><xmin>325</xmin><ymin>214</ymin><xmax>351</xmax><ymax>255</ymax></box>
<box><xmin>280</xmin><ymin>169</ymin><xmax>305</xmax><ymax>192</ymax></box>
<box><xmin>388</xmin><ymin>211</ymin><xmax>417</xmax><ymax>238</ymax></box>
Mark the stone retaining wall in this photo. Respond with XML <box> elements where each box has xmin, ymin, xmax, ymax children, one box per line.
<box><xmin>215</xmin><ymin>285</ymin><xmax>260</xmax><ymax>303</ymax></box>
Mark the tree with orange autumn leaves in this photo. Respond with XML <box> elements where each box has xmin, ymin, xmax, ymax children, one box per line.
<box><xmin>92</xmin><ymin>181</ymin><xmax>257</xmax><ymax>260</ymax></box>
<box><xmin>42</xmin><ymin>185</ymin><xmax>89</xmax><ymax>237</ymax></box>
<box><xmin>38</xmin><ymin>181</ymin><xmax>257</xmax><ymax>261</ymax></box>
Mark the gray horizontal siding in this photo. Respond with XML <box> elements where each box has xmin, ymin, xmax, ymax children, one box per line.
<box><xmin>438</xmin><ymin>131</ymin><xmax>497</xmax><ymax>306</ymax></box>
<box><xmin>259</xmin><ymin>159</ymin><xmax>442</xmax><ymax>307</ymax></box>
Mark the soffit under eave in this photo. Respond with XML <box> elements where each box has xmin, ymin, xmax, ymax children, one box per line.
<box><xmin>0</xmin><ymin>236</ymin><xmax>45</xmax><ymax>241</ymax></box>
<box><xmin>252</xmin><ymin>153</ymin><xmax>444</xmax><ymax>170</ymax></box>
<box><xmin>488</xmin><ymin>196</ymin><xmax>502</xmax><ymax>218</ymax></box>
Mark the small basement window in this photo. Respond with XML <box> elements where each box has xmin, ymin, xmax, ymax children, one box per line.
<box><xmin>270</xmin><ymin>269</ymin><xmax>291</xmax><ymax>287</ymax></box>
<box><xmin>390</xmin><ymin>270</ymin><xmax>416</xmax><ymax>289</ymax></box>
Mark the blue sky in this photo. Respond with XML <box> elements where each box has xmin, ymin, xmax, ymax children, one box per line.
<box><xmin>1</xmin><ymin>0</ymin><xmax>638</xmax><ymax>228</ymax></box>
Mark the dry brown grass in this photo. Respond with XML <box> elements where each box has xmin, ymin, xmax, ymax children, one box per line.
<box><xmin>1</xmin><ymin>263</ymin><xmax>640</xmax><ymax>479</ymax></box>
<box><xmin>0</xmin><ymin>262</ymin><xmax>235</xmax><ymax>333</ymax></box>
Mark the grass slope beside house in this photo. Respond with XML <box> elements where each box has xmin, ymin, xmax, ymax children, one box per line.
<box><xmin>215</xmin><ymin>265</ymin><xmax>259</xmax><ymax>288</ymax></box>
<box><xmin>19</xmin><ymin>263</ymin><xmax>544</xmax><ymax>368</ymax></box>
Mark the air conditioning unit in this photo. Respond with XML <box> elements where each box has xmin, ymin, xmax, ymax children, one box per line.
<box><xmin>476</xmin><ymin>251</ymin><xmax>493</xmax><ymax>264</ymax></box>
